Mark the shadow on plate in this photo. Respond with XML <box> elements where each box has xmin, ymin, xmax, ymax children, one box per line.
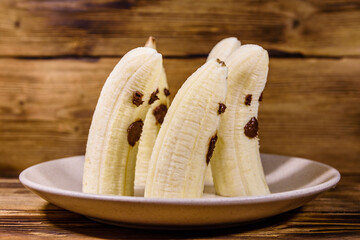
<box><xmin>42</xmin><ymin>203</ymin><xmax>301</xmax><ymax>238</ymax></box>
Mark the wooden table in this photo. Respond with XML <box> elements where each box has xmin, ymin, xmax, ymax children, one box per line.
<box><xmin>0</xmin><ymin>0</ymin><xmax>359</xmax><ymax>238</ymax></box>
<box><xmin>0</xmin><ymin>174</ymin><xmax>359</xmax><ymax>239</ymax></box>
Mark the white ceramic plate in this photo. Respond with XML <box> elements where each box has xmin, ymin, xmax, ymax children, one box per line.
<box><xmin>19</xmin><ymin>154</ymin><xmax>340</xmax><ymax>229</ymax></box>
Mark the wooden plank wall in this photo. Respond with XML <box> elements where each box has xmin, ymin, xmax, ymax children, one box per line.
<box><xmin>0</xmin><ymin>0</ymin><xmax>359</xmax><ymax>175</ymax></box>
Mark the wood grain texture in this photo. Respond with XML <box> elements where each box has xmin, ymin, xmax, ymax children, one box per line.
<box><xmin>0</xmin><ymin>0</ymin><xmax>359</xmax><ymax>57</ymax></box>
<box><xmin>0</xmin><ymin>57</ymin><xmax>359</xmax><ymax>174</ymax></box>
<box><xmin>0</xmin><ymin>175</ymin><xmax>359</xmax><ymax>239</ymax></box>
<box><xmin>0</xmin><ymin>0</ymin><xmax>358</xmax><ymax>238</ymax></box>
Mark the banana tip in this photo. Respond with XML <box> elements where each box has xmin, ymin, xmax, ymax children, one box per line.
<box><xmin>145</xmin><ymin>36</ymin><xmax>157</xmax><ymax>49</ymax></box>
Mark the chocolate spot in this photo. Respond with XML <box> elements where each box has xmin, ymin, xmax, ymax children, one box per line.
<box><xmin>132</xmin><ymin>91</ymin><xmax>144</xmax><ymax>107</ymax></box>
<box><xmin>218</xmin><ymin>103</ymin><xmax>227</xmax><ymax>115</ymax></box>
<box><xmin>245</xmin><ymin>94</ymin><xmax>252</xmax><ymax>106</ymax></box>
<box><xmin>164</xmin><ymin>88</ymin><xmax>170</xmax><ymax>97</ymax></box>
<box><xmin>244</xmin><ymin>117</ymin><xmax>258</xmax><ymax>138</ymax></box>
<box><xmin>127</xmin><ymin>120</ymin><xmax>144</xmax><ymax>146</ymax></box>
<box><xmin>259</xmin><ymin>92</ymin><xmax>263</xmax><ymax>102</ymax></box>
<box><xmin>152</xmin><ymin>104</ymin><xmax>167</xmax><ymax>124</ymax></box>
<box><xmin>206</xmin><ymin>134</ymin><xmax>218</xmax><ymax>165</ymax></box>
<box><xmin>216</xmin><ymin>58</ymin><xmax>226</xmax><ymax>67</ymax></box>
<box><xmin>148</xmin><ymin>89</ymin><xmax>159</xmax><ymax>104</ymax></box>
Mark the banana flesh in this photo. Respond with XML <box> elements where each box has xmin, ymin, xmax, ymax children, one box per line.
<box><xmin>205</xmin><ymin>37</ymin><xmax>241</xmax><ymax>185</ymax></box>
<box><xmin>144</xmin><ymin>59</ymin><xmax>228</xmax><ymax>198</ymax></box>
<box><xmin>83</xmin><ymin>37</ymin><xmax>270</xmax><ymax>199</ymax></box>
<box><xmin>83</xmin><ymin>47</ymin><xmax>163</xmax><ymax>196</ymax></box>
<box><xmin>211</xmin><ymin>44</ymin><xmax>270</xmax><ymax>197</ymax></box>
<box><xmin>207</xmin><ymin>37</ymin><xmax>241</xmax><ymax>62</ymax></box>
<box><xmin>135</xmin><ymin>37</ymin><xmax>170</xmax><ymax>187</ymax></box>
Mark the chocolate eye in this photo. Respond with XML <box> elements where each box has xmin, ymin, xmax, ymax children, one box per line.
<box><xmin>132</xmin><ymin>91</ymin><xmax>144</xmax><ymax>107</ymax></box>
<box><xmin>148</xmin><ymin>89</ymin><xmax>159</xmax><ymax>104</ymax></box>
<box><xmin>245</xmin><ymin>94</ymin><xmax>252</xmax><ymax>106</ymax></box>
<box><xmin>164</xmin><ymin>88</ymin><xmax>170</xmax><ymax>97</ymax></box>
<box><xmin>218</xmin><ymin>103</ymin><xmax>227</xmax><ymax>115</ymax></box>
<box><xmin>206</xmin><ymin>134</ymin><xmax>218</xmax><ymax>165</ymax></box>
<box><xmin>244</xmin><ymin>117</ymin><xmax>258</xmax><ymax>138</ymax></box>
<box><xmin>127</xmin><ymin>120</ymin><xmax>144</xmax><ymax>146</ymax></box>
<box><xmin>152</xmin><ymin>104</ymin><xmax>168</xmax><ymax>124</ymax></box>
<box><xmin>216</xmin><ymin>58</ymin><xmax>226</xmax><ymax>67</ymax></box>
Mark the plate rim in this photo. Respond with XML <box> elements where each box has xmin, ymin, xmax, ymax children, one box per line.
<box><xmin>19</xmin><ymin>153</ymin><xmax>341</xmax><ymax>206</ymax></box>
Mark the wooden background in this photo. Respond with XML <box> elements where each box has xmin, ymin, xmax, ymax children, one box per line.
<box><xmin>0</xmin><ymin>1</ymin><xmax>359</xmax><ymax>239</ymax></box>
<box><xmin>0</xmin><ymin>0</ymin><xmax>359</xmax><ymax>176</ymax></box>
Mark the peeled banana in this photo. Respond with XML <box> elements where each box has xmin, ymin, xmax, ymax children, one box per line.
<box><xmin>207</xmin><ymin>37</ymin><xmax>241</xmax><ymax>62</ymax></box>
<box><xmin>135</xmin><ymin>37</ymin><xmax>170</xmax><ymax>187</ymax></box>
<box><xmin>211</xmin><ymin>44</ymin><xmax>270</xmax><ymax>197</ymax></box>
<box><xmin>83</xmin><ymin>47</ymin><xmax>163</xmax><ymax>196</ymax></box>
<box><xmin>205</xmin><ymin>37</ymin><xmax>241</xmax><ymax>184</ymax></box>
<box><xmin>145</xmin><ymin>59</ymin><xmax>228</xmax><ymax>198</ymax></box>
<box><xmin>83</xmin><ymin>36</ymin><xmax>270</xmax><ymax>199</ymax></box>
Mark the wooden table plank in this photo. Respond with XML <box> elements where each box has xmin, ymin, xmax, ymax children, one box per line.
<box><xmin>0</xmin><ymin>57</ymin><xmax>359</xmax><ymax>174</ymax></box>
<box><xmin>0</xmin><ymin>175</ymin><xmax>359</xmax><ymax>239</ymax></box>
<box><xmin>0</xmin><ymin>0</ymin><xmax>359</xmax><ymax>57</ymax></box>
